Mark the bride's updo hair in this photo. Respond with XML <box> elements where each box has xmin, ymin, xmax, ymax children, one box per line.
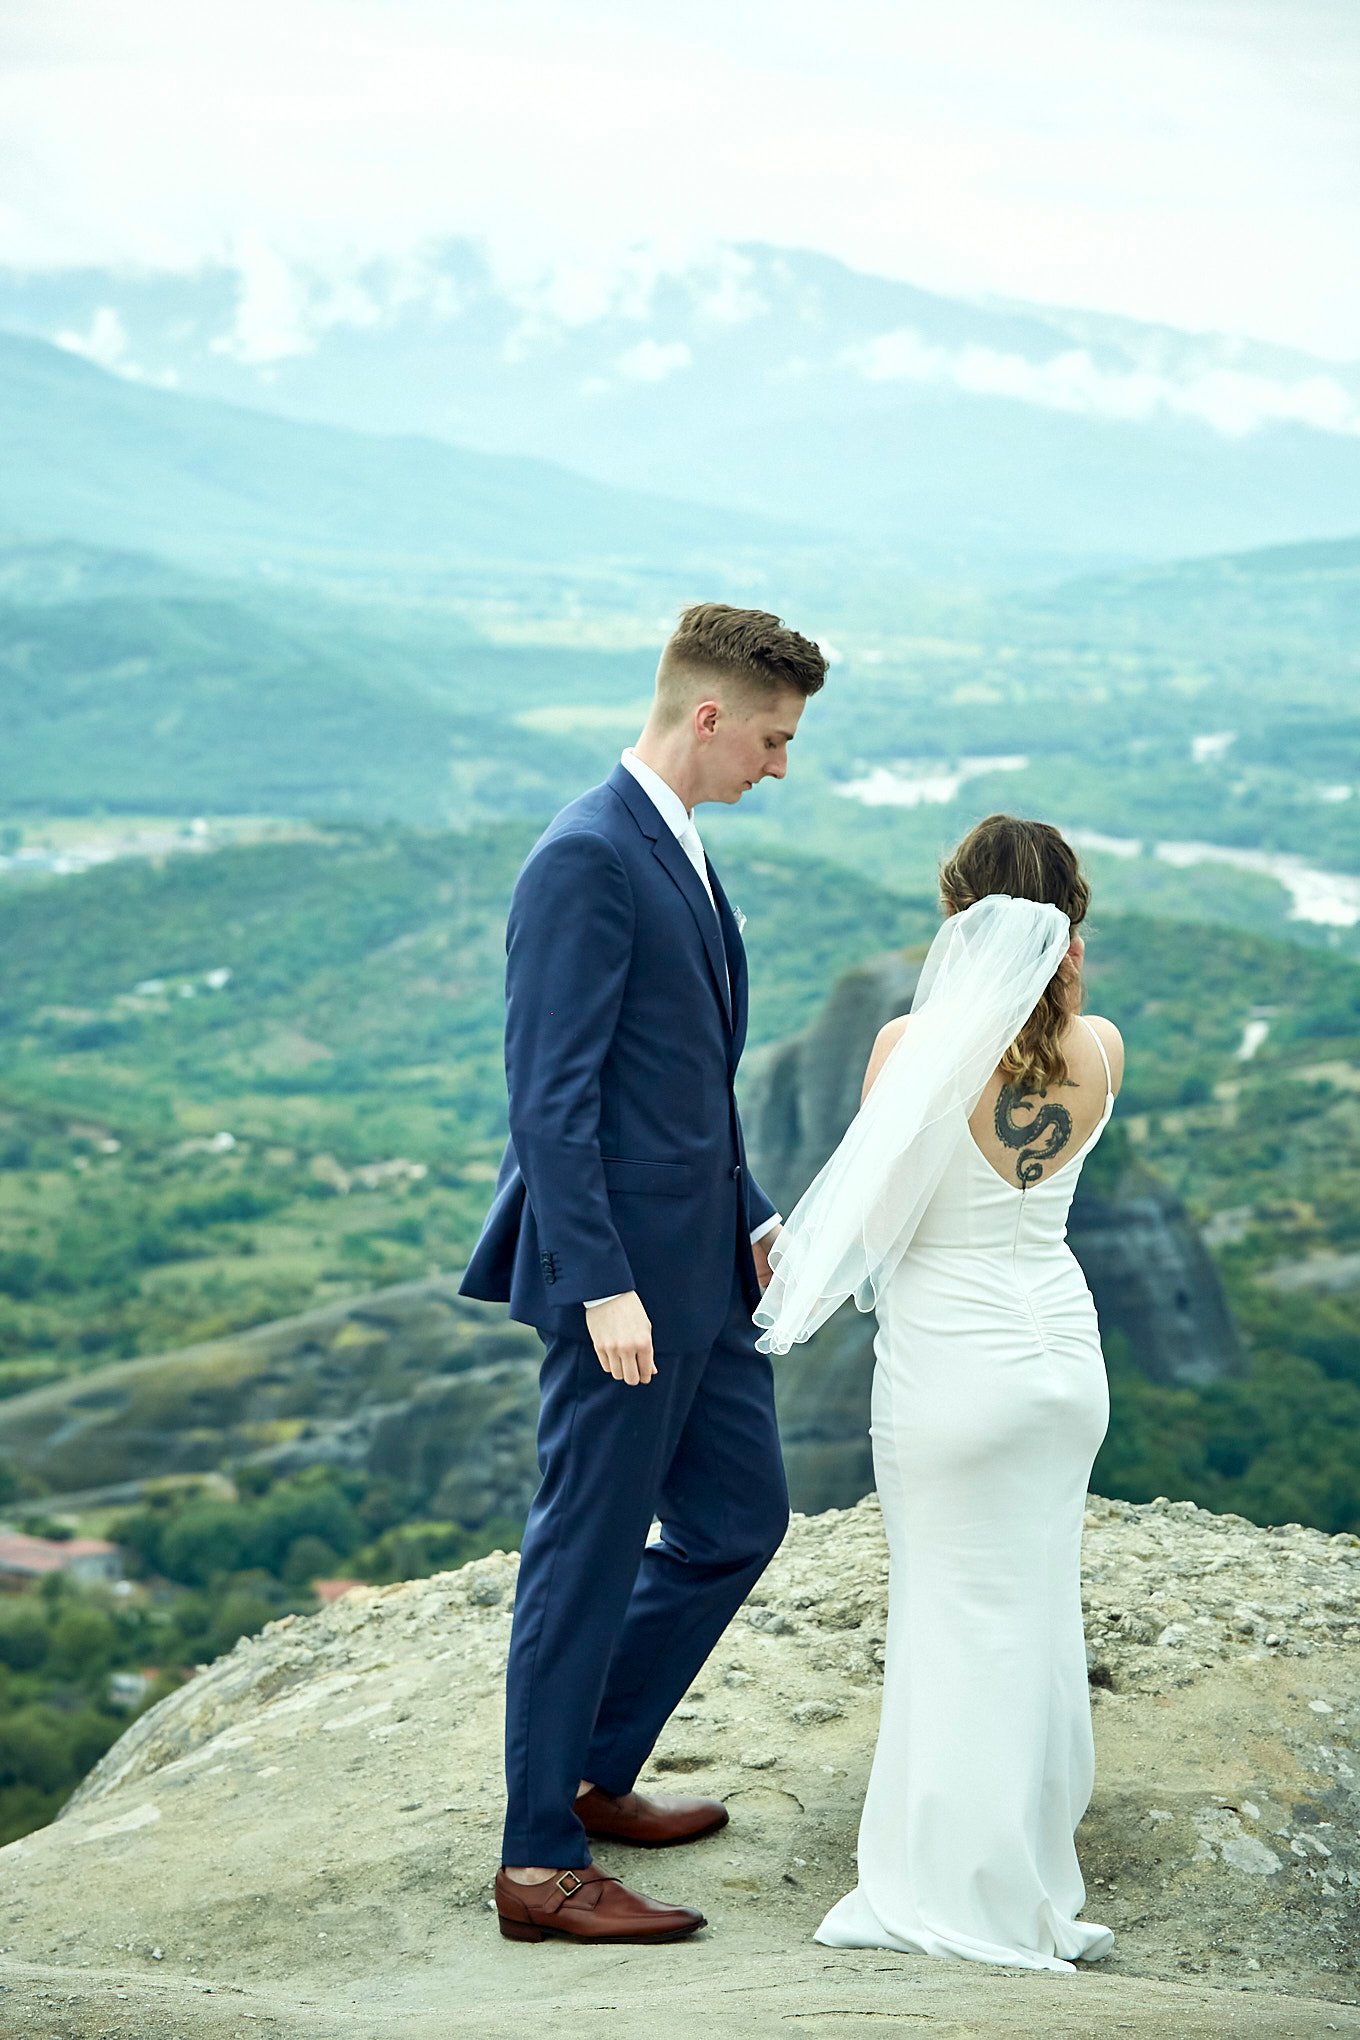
<box><xmin>938</xmin><ymin>815</ymin><xmax>1090</xmax><ymax>1092</ymax></box>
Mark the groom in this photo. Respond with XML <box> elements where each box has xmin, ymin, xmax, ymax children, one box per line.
<box><xmin>461</xmin><ymin>603</ymin><xmax>827</xmax><ymax>1944</ymax></box>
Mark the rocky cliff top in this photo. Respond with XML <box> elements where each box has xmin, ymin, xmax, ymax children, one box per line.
<box><xmin>2</xmin><ymin>1493</ymin><xmax>1358</xmax><ymax>2037</ymax></box>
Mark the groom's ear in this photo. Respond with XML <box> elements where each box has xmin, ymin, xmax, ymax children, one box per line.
<box><xmin>693</xmin><ymin>698</ymin><xmax>723</xmax><ymax>741</ymax></box>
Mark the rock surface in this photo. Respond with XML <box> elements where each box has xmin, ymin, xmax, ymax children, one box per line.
<box><xmin>3</xmin><ymin>1493</ymin><xmax>1358</xmax><ymax>2037</ymax></box>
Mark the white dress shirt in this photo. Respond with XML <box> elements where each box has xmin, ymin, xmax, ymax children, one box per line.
<box><xmin>583</xmin><ymin>750</ymin><xmax>781</xmax><ymax>1309</ymax></box>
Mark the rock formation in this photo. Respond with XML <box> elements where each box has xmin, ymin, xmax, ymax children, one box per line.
<box><xmin>740</xmin><ymin>952</ymin><xmax>1245</xmax><ymax>1512</ymax></box>
<box><xmin>1</xmin><ymin>1494</ymin><xmax>1357</xmax><ymax>2037</ymax></box>
<box><xmin>0</xmin><ymin>1277</ymin><xmax>541</xmax><ymax>1532</ymax></box>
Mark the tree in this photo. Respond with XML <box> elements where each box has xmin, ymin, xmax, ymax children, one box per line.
<box><xmin>0</xmin><ymin>1708</ymin><xmax>69</xmax><ymax>1792</ymax></box>
<box><xmin>0</xmin><ymin>1604</ymin><xmax>48</xmax><ymax>1673</ymax></box>
<box><xmin>158</xmin><ymin>1502</ymin><xmax>249</xmax><ymax>1586</ymax></box>
<box><xmin>206</xmin><ymin>1588</ymin><xmax>277</xmax><ymax>1660</ymax></box>
<box><xmin>47</xmin><ymin>1604</ymin><xmax>117</xmax><ymax>1682</ymax></box>
<box><xmin>283</xmin><ymin>1535</ymin><xmax>340</xmax><ymax>1586</ymax></box>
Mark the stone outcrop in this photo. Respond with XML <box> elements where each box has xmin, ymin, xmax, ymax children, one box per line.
<box><xmin>0</xmin><ymin>1277</ymin><xmax>542</xmax><ymax>1531</ymax></box>
<box><xmin>740</xmin><ymin>952</ymin><xmax>1245</xmax><ymax>1512</ymax></box>
<box><xmin>1</xmin><ymin>1494</ymin><xmax>1356</xmax><ymax>2037</ymax></box>
<box><xmin>1063</xmin><ymin>1166</ymin><xmax>1243</xmax><ymax>1387</ymax></box>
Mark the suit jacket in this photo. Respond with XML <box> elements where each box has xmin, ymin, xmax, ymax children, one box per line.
<box><xmin>459</xmin><ymin>762</ymin><xmax>776</xmax><ymax>1348</ymax></box>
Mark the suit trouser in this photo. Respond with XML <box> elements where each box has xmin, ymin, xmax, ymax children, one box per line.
<box><xmin>501</xmin><ymin>1258</ymin><xmax>790</xmax><ymax>1868</ymax></box>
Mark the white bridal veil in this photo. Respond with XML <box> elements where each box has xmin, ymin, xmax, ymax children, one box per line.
<box><xmin>753</xmin><ymin>893</ymin><xmax>1072</xmax><ymax>1355</ymax></box>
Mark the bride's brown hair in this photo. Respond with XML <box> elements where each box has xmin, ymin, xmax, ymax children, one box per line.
<box><xmin>938</xmin><ymin>815</ymin><xmax>1090</xmax><ymax>1092</ymax></box>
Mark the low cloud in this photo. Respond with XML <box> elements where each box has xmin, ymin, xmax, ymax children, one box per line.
<box><xmin>614</xmin><ymin>338</ymin><xmax>693</xmax><ymax>383</ymax></box>
<box><xmin>689</xmin><ymin>248</ymin><xmax>767</xmax><ymax>327</ymax></box>
<box><xmin>490</xmin><ymin>244</ymin><xmax>765</xmax><ymax>333</ymax></box>
<box><xmin>54</xmin><ymin>306</ymin><xmax>179</xmax><ymax>388</ymax></box>
<box><xmin>840</xmin><ymin>328</ymin><xmax>1360</xmax><ymax>438</ymax></box>
<box><xmin>55</xmin><ymin>305</ymin><xmax>130</xmax><ymax>370</ymax></box>
<box><xmin>210</xmin><ymin>239</ymin><xmax>389</xmax><ymax>367</ymax></box>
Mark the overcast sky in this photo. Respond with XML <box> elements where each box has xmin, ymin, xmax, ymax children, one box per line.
<box><xmin>1</xmin><ymin>0</ymin><xmax>1356</xmax><ymax>357</ymax></box>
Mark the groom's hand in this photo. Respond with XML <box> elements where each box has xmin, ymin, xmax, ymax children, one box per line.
<box><xmin>752</xmin><ymin>1225</ymin><xmax>782</xmax><ymax>1292</ymax></box>
<box><xmin>585</xmin><ymin>1292</ymin><xmax>656</xmax><ymax>1386</ymax></box>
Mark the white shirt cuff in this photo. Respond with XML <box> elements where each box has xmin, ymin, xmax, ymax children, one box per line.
<box><xmin>750</xmin><ymin>1214</ymin><xmax>782</xmax><ymax>1245</ymax></box>
<box><xmin>583</xmin><ymin>1291</ymin><xmax>628</xmax><ymax>1309</ymax></box>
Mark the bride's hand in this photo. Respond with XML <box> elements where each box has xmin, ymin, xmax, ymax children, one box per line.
<box><xmin>752</xmin><ymin>1226</ymin><xmax>782</xmax><ymax>1292</ymax></box>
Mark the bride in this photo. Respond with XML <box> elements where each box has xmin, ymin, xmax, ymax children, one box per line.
<box><xmin>756</xmin><ymin>814</ymin><xmax>1122</xmax><ymax>1973</ymax></box>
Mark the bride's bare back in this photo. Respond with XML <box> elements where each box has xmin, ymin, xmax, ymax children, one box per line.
<box><xmin>967</xmin><ymin>1014</ymin><xmax>1124</xmax><ymax>1192</ymax></box>
<box><xmin>863</xmin><ymin>1011</ymin><xmax>1125</xmax><ymax>1194</ymax></box>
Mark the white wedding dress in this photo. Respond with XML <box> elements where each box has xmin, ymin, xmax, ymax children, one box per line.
<box><xmin>815</xmin><ymin>1015</ymin><xmax>1117</xmax><ymax>1972</ymax></box>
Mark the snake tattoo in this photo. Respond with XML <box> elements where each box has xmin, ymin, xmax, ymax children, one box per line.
<box><xmin>993</xmin><ymin>1084</ymin><xmax>1074</xmax><ymax>1189</ymax></box>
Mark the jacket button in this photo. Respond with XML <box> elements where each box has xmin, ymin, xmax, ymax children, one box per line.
<box><xmin>731</xmin><ymin>1164</ymin><xmax>743</xmax><ymax>1180</ymax></box>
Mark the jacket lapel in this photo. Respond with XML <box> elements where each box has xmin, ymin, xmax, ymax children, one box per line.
<box><xmin>708</xmin><ymin>860</ymin><xmax>748</xmax><ymax>1064</ymax></box>
<box><xmin>609</xmin><ymin>765</ymin><xmax>734</xmax><ymax>1032</ymax></box>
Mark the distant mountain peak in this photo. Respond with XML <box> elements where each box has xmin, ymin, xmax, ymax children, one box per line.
<box><xmin>4</xmin><ymin>243</ymin><xmax>1360</xmax><ymax>577</ymax></box>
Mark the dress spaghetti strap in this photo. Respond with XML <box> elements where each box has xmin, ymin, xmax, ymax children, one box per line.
<box><xmin>1078</xmin><ymin>1015</ymin><xmax>1113</xmax><ymax>1099</ymax></box>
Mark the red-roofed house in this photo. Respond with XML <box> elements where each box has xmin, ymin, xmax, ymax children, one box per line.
<box><xmin>0</xmin><ymin>1533</ymin><xmax>123</xmax><ymax>1591</ymax></box>
<box><xmin>313</xmin><ymin>1578</ymin><xmax>365</xmax><ymax>1604</ymax></box>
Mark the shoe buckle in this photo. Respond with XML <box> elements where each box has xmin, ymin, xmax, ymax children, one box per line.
<box><xmin>556</xmin><ymin>1871</ymin><xmax>583</xmax><ymax>1896</ymax></box>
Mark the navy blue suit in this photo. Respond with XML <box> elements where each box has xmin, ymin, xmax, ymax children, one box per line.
<box><xmin>461</xmin><ymin>762</ymin><xmax>790</xmax><ymax>1866</ymax></box>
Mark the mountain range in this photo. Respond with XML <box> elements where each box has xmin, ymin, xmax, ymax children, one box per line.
<box><xmin>5</xmin><ymin>242</ymin><xmax>1360</xmax><ymax>578</ymax></box>
<box><xmin>0</xmin><ymin>329</ymin><xmax>794</xmax><ymax>584</ymax></box>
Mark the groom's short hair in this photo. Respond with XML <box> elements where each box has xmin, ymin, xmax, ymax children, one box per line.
<box><xmin>655</xmin><ymin>603</ymin><xmax>827</xmax><ymax>723</ymax></box>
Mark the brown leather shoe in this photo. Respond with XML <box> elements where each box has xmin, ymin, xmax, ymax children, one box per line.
<box><xmin>495</xmin><ymin>1864</ymin><xmax>705</xmax><ymax>1943</ymax></box>
<box><xmin>574</xmin><ymin>1785</ymin><xmax>729</xmax><ymax>1848</ymax></box>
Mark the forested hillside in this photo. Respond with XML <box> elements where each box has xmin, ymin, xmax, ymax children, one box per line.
<box><xmin>1</xmin><ymin>824</ymin><xmax>1356</xmax><ymax>1529</ymax></box>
